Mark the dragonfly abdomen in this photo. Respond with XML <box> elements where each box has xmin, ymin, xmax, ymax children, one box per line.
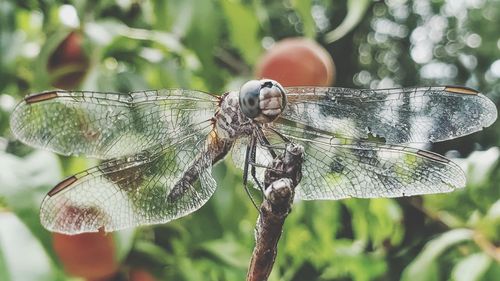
<box><xmin>167</xmin><ymin>134</ymin><xmax>233</xmax><ymax>203</ymax></box>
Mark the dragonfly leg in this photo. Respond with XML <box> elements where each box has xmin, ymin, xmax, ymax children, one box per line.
<box><xmin>249</xmin><ymin>136</ymin><xmax>266</xmax><ymax>196</ymax></box>
<box><xmin>255</xmin><ymin>127</ymin><xmax>278</xmax><ymax>158</ymax></box>
<box><xmin>249</xmin><ymin>161</ymin><xmax>282</xmax><ymax>173</ymax></box>
<box><xmin>243</xmin><ymin>135</ymin><xmax>260</xmax><ymax>211</ymax></box>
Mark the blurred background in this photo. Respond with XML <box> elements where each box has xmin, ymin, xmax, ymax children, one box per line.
<box><xmin>0</xmin><ymin>0</ymin><xmax>499</xmax><ymax>280</ymax></box>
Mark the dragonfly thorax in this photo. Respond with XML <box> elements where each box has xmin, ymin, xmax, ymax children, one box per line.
<box><xmin>214</xmin><ymin>91</ymin><xmax>254</xmax><ymax>140</ymax></box>
<box><xmin>239</xmin><ymin>79</ymin><xmax>286</xmax><ymax>123</ymax></box>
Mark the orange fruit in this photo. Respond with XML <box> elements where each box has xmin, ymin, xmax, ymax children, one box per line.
<box><xmin>255</xmin><ymin>37</ymin><xmax>335</xmax><ymax>87</ymax></box>
<box><xmin>52</xmin><ymin>230</ymin><xmax>118</xmax><ymax>280</ymax></box>
<box><xmin>130</xmin><ymin>269</ymin><xmax>157</xmax><ymax>281</ymax></box>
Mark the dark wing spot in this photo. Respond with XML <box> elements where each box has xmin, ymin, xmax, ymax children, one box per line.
<box><xmin>444</xmin><ymin>86</ymin><xmax>478</xmax><ymax>95</ymax></box>
<box><xmin>330</xmin><ymin>161</ymin><xmax>345</xmax><ymax>173</ymax></box>
<box><xmin>48</xmin><ymin>176</ymin><xmax>78</xmax><ymax>196</ymax></box>
<box><xmin>25</xmin><ymin>91</ymin><xmax>59</xmax><ymax>104</ymax></box>
<box><xmin>416</xmin><ymin>150</ymin><xmax>450</xmax><ymax>164</ymax></box>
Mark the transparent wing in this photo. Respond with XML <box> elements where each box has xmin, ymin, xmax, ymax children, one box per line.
<box><xmin>10</xmin><ymin>89</ymin><xmax>217</xmax><ymax>159</ymax></box>
<box><xmin>231</xmin><ymin>136</ymin><xmax>277</xmax><ymax>168</ymax></box>
<box><xmin>270</xmin><ymin>124</ymin><xmax>465</xmax><ymax>200</ymax></box>
<box><xmin>40</xmin><ymin>124</ymin><xmax>226</xmax><ymax>234</ymax></box>
<box><xmin>282</xmin><ymin>86</ymin><xmax>497</xmax><ymax>144</ymax></box>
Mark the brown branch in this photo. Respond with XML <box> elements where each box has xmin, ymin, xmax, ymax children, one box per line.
<box><xmin>473</xmin><ymin>232</ymin><xmax>500</xmax><ymax>262</ymax></box>
<box><xmin>246</xmin><ymin>143</ymin><xmax>304</xmax><ymax>281</ymax></box>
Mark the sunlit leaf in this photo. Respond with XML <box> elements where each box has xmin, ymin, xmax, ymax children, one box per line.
<box><xmin>401</xmin><ymin>229</ymin><xmax>474</xmax><ymax>281</ymax></box>
<box><xmin>152</xmin><ymin>0</ymin><xmax>193</xmax><ymax>37</ymax></box>
<box><xmin>325</xmin><ymin>0</ymin><xmax>372</xmax><ymax>43</ymax></box>
<box><xmin>0</xmin><ymin>150</ymin><xmax>61</xmax><ymax>262</ymax></box>
<box><xmin>462</xmin><ymin>147</ymin><xmax>499</xmax><ymax>187</ymax></box>
<box><xmin>183</xmin><ymin>0</ymin><xmax>225</xmax><ymax>91</ymax></box>
<box><xmin>0</xmin><ymin>2</ymin><xmax>22</xmax><ymax>70</ymax></box>
<box><xmin>134</xmin><ymin>240</ymin><xmax>172</xmax><ymax>263</ymax></box>
<box><xmin>369</xmin><ymin>198</ymin><xmax>404</xmax><ymax>246</ymax></box>
<box><xmin>451</xmin><ymin>253</ymin><xmax>491</xmax><ymax>281</ymax></box>
<box><xmin>0</xmin><ymin>150</ymin><xmax>60</xmax><ymax>205</ymax></box>
<box><xmin>113</xmin><ymin>228</ymin><xmax>136</xmax><ymax>262</ymax></box>
<box><xmin>291</xmin><ymin>0</ymin><xmax>315</xmax><ymax>38</ymax></box>
<box><xmin>482</xmin><ymin>262</ymin><xmax>500</xmax><ymax>281</ymax></box>
<box><xmin>485</xmin><ymin>199</ymin><xmax>500</xmax><ymax>219</ymax></box>
<box><xmin>85</xmin><ymin>20</ymin><xmax>185</xmax><ymax>53</ymax></box>
<box><xmin>320</xmin><ymin>252</ymin><xmax>387</xmax><ymax>281</ymax></box>
<box><xmin>199</xmin><ymin>236</ymin><xmax>250</xmax><ymax>268</ymax></box>
<box><xmin>0</xmin><ymin>212</ymin><xmax>56</xmax><ymax>281</ymax></box>
<box><xmin>344</xmin><ymin>199</ymin><xmax>370</xmax><ymax>242</ymax></box>
<box><xmin>221</xmin><ymin>0</ymin><xmax>261</xmax><ymax>64</ymax></box>
<box><xmin>33</xmin><ymin>29</ymin><xmax>72</xmax><ymax>91</ymax></box>
<box><xmin>475</xmin><ymin>199</ymin><xmax>500</xmax><ymax>243</ymax></box>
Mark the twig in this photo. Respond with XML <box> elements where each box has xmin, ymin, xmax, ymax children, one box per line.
<box><xmin>214</xmin><ymin>47</ymin><xmax>251</xmax><ymax>75</ymax></box>
<box><xmin>246</xmin><ymin>143</ymin><xmax>304</xmax><ymax>281</ymax></box>
<box><xmin>473</xmin><ymin>232</ymin><xmax>500</xmax><ymax>262</ymax></box>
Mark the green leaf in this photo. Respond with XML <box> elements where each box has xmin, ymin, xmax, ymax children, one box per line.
<box><xmin>401</xmin><ymin>229</ymin><xmax>474</xmax><ymax>281</ymax></box>
<box><xmin>0</xmin><ymin>212</ymin><xmax>56</xmax><ymax>281</ymax></box>
<box><xmin>369</xmin><ymin>198</ymin><xmax>404</xmax><ymax>246</ymax></box>
<box><xmin>184</xmin><ymin>0</ymin><xmax>225</xmax><ymax>91</ymax></box>
<box><xmin>320</xmin><ymin>252</ymin><xmax>387</xmax><ymax>281</ymax></box>
<box><xmin>451</xmin><ymin>253</ymin><xmax>491</xmax><ymax>281</ymax></box>
<box><xmin>33</xmin><ymin>29</ymin><xmax>73</xmax><ymax>91</ymax></box>
<box><xmin>463</xmin><ymin>147</ymin><xmax>499</xmax><ymax>187</ymax></box>
<box><xmin>324</xmin><ymin>0</ymin><xmax>372</xmax><ymax>43</ymax></box>
<box><xmin>291</xmin><ymin>0</ymin><xmax>316</xmax><ymax>38</ymax></box>
<box><xmin>113</xmin><ymin>228</ymin><xmax>136</xmax><ymax>263</ymax></box>
<box><xmin>220</xmin><ymin>0</ymin><xmax>261</xmax><ymax>64</ymax></box>
<box><xmin>85</xmin><ymin>20</ymin><xmax>186</xmax><ymax>53</ymax></box>
<box><xmin>0</xmin><ymin>242</ymin><xmax>9</xmax><ymax>281</ymax></box>
<box><xmin>482</xmin><ymin>262</ymin><xmax>500</xmax><ymax>281</ymax></box>
<box><xmin>134</xmin><ymin>240</ymin><xmax>172</xmax><ymax>263</ymax></box>
<box><xmin>0</xmin><ymin>150</ymin><xmax>62</xmax><ymax>262</ymax></box>
<box><xmin>0</xmin><ymin>2</ymin><xmax>22</xmax><ymax>70</ymax></box>
<box><xmin>152</xmin><ymin>0</ymin><xmax>193</xmax><ymax>36</ymax></box>
<box><xmin>0</xmin><ymin>150</ymin><xmax>61</xmax><ymax>206</ymax></box>
<box><xmin>199</xmin><ymin>236</ymin><xmax>250</xmax><ymax>268</ymax></box>
<box><xmin>475</xmin><ymin>199</ymin><xmax>500</xmax><ymax>241</ymax></box>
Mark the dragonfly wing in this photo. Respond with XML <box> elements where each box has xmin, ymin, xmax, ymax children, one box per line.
<box><xmin>282</xmin><ymin>86</ymin><xmax>497</xmax><ymax>144</ymax></box>
<box><xmin>231</xmin><ymin>136</ymin><xmax>275</xmax><ymax>170</ymax></box>
<box><xmin>270</xmin><ymin>124</ymin><xmax>465</xmax><ymax>200</ymax></box>
<box><xmin>40</xmin><ymin>125</ymin><xmax>228</xmax><ymax>234</ymax></box>
<box><xmin>10</xmin><ymin>89</ymin><xmax>217</xmax><ymax>159</ymax></box>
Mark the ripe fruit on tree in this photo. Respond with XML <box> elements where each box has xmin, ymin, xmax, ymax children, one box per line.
<box><xmin>52</xmin><ymin>231</ymin><xmax>118</xmax><ymax>280</ymax></box>
<box><xmin>255</xmin><ymin>37</ymin><xmax>336</xmax><ymax>87</ymax></box>
<box><xmin>47</xmin><ymin>31</ymin><xmax>89</xmax><ymax>89</ymax></box>
<box><xmin>130</xmin><ymin>269</ymin><xmax>157</xmax><ymax>281</ymax></box>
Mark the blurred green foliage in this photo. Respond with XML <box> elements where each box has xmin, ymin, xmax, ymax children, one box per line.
<box><xmin>0</xmin><ymin>0</ymin><xmax>499</xmax><ymax>280</ymax></box>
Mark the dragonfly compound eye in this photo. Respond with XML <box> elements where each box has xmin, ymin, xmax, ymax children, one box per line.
<box><xmin>239</xmin><ymin>79</ymin><xmax>286</xmax><ymax>122</ymax></box>
<box><xmin>239</xmin><ymin>80</ymin><xmax>262</xmax><ymax>119</ymax></box>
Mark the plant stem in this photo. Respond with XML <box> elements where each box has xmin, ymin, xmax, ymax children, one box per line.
<box><xmin>246</xmin><ymin>143</ymin><xmax>304</xmax><ymax>281</ymax></box>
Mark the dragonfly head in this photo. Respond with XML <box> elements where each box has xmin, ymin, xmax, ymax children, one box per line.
<box><xmin>239</xmin><ymin>79</ymin><xmax>286</xmax><ymax>123</ymax></box>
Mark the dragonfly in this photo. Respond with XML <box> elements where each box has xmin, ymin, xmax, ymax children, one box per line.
<box><xmin>10</xmin><ymin>79</ymin><xmax>497</xmax><ymax>234</ymax></box>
